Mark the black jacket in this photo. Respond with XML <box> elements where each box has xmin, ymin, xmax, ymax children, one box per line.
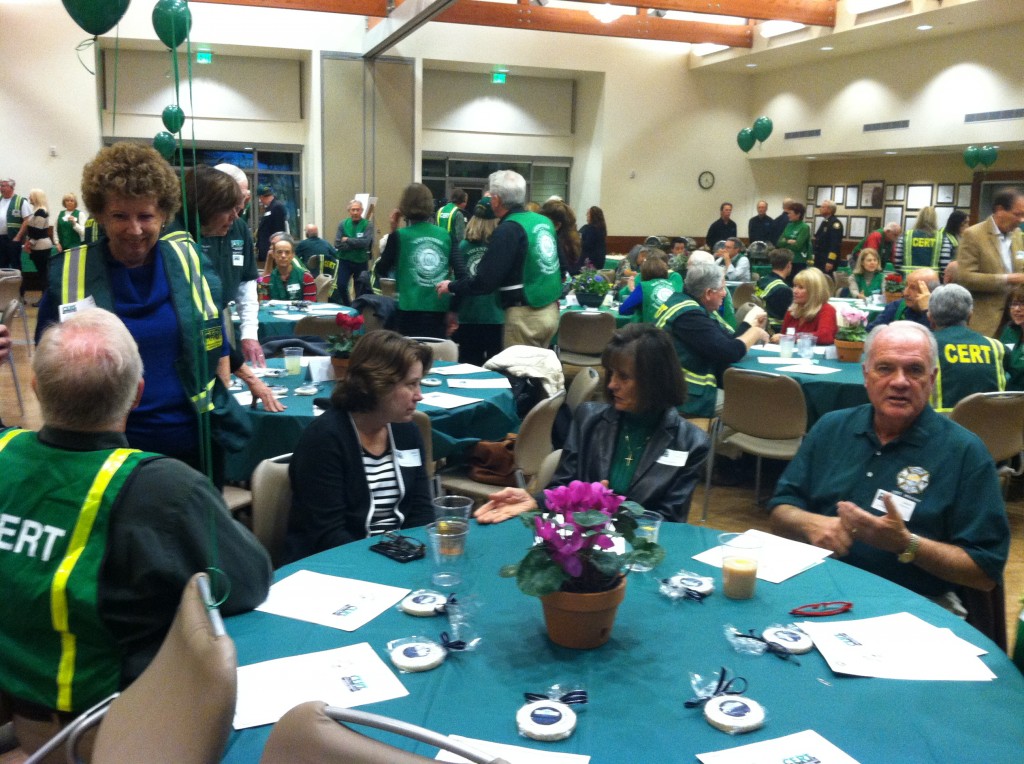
<box><xmin>547</xmin><ymin>403</ymin><xmax>710</xmax><ymax>523</ymax></box>
<box><xmin>286</xmin><ymin>407</ymin><xmax>433</xmax><ymax>561</ymax></box>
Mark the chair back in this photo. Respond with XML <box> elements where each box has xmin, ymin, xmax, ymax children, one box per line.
<box><xmin>294</xmin><ymin>315</ymin><xmax>338</xmax><ymax>338</ymax></box>
<box><xmin>411</xmin><ymin>410</ymin><xmax>434</xmax><ymax>479</ymax></box>
<box><xmin>0</xmin><ymin>272</ymin><xmax>21</xmax><ymax>306</ymax></box>
<box><xmin>557</xmin><ymin>310</ymin><xmax>615</xmax><ymax>356</ymax></box>
<box><xmin>360</xmin><ymin>306</ymin><xmax>384</xmax><ymax>333</ymax></box>
<box><xmin>722</xmin><ymin>368</ymin><xmax>807</xmax><ymax>441</ymax></box>
<box><xmin>950</xmin><ymin>391</ymin><xmax>1024</xmax><ymax>463</ymax></box>
<box><xmin>566</xmin><ymin>367</ymin><xmax>601</xmax><ymax>413</ymax></box>
<box><xmin>260</xmin><ymin>702</ymin><xmax>509</xmax><ymax>764</ymax></box>
<box><xmin>90</xmin><ymin>573</ymin><xmax>237</xmax><ymax>764</ymax></box>
<box><xmin>1</xmin><ymin>299</ymin><xmax>18</xmax><ymax>328</ymax></box>
<box><xmin>833</xmin><ymin>270</ymin><xmax>851</xmax><ymax>295</ymax></box>
<box><xmin>514</xmin><ymin>390</ymin><xmax>566</xmax><ymax>485</ymax></box>
<box><xmin>731</xmin><ymin>282</ymin><xmax>756</xmax><ymax>307</ymax></box>
<box><xmin>380</xmin><ymin>278</ymin><xmax>397</xmax><ymax>297</ymax></box>
<box><xmin>534</xmin><ymin>448</ymin><xmax>563</xmax><ymax>491</ymax></box>
<box><xmin>251</xmin><ymin>454</ymin><xmax>293</xmax><ymax>567</ymax></box>
<box><xmin>315</xmin><ymin>274</ymin><xmax>335</xmax><ymax>303</ymax></box>
<box><xmin>408</xmin><ymin>336</ymin><xmax>459</xmax><ymax>363</ymax></box>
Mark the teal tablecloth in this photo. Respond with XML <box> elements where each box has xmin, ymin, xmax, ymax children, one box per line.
<box><xmin>224</xmin><ymin>360</ymin><xmax>519</xmax><ymax>482</ymax></box>
<box><xmin>221</xmin><ymin>521</ymin><xmax>1024</xmax><ymax>763</ymax></box>
<box><xmin>233</xmin><ymin>302</ymin><xmax>358</xmax><ymax>343</ymax></box>
<box><xmin>734</xmin><ymin>348</ymin><xmax>869</xmax><ymax>426</ymax></box>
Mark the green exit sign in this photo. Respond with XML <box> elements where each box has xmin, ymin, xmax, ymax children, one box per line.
<box><xmin>196</xmin><ymin>51</ymin><xmax>213</xmax><ymax>64</ymax></box>
<box><xmin>491</xmin><ymin>72</ymin><xmax>506</xmax><ymax>84</ymax></box>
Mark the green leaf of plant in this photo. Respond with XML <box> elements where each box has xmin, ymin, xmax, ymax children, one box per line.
<box><xmin>589</xmin><ymin>551</ymin><xmax>625</xmax><ymax>576</ymax></box>
<box><xmin>515</xmin><ymin>546</ymin><xmax>568</xmax><ymax>597</ymax></box>
<box><xmin>499</xmin><ymin>563</ymin><xmax>520</xmax><ymax>578</ymax></box>
<box><xmin>572</xmin><ymin>509</ymin><xmax>612</xmax><ymax>528</ymax></box>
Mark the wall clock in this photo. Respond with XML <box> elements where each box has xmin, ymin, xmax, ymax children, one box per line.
<box><xmin>698</xmin><ymin>171</ymin><xmax>715</xmax><ymax>190</ymax></box>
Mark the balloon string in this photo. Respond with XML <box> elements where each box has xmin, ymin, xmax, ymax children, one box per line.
<box><xmin>74</xmin><ymin>39</ymin><xmax>96</xmax><ymax>75</ymax></box>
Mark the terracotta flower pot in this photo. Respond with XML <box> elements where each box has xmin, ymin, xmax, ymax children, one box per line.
<box><xmin>885</xmin><ymin>290</ymin><xmax>904</xmax><ymax>303</ymax></box>
<box><xmin>330</xmin><ymin>355</ymin><xmax>350</xmax><ymax>380</ymax></box>
<box><xmin>834</xmin><ymin>338</ymin><xmax>864</xmax><ymax>363</ymax></box>
<box><xmin>540</xmin><ymin>577</ymin><xmax>626</xmax><ymax>649</ymax></box>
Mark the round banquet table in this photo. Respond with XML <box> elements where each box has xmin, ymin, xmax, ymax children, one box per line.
<box><xmin>733</xmin><ymin>348</ymin><xmax>870</xmax><ymax>427</ymax></box>
<box><xmin>233</xmin><ymin>301</ymin><xmax>358</xmax><ymax>343</ymax></box>
<box><xmin>223</xmin><ymin>360</ymin><xmax>519</xmax><ymax>483</ymax></box>
<box><xmin>220</xmin><ymin>520</ymin><xmax>1024</xmax><ymax>763</ymax></box>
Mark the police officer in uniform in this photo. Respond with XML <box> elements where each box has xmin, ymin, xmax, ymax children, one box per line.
<box><xmin>813</xmin><ymin>200</ymin><xmax>844</xmax><ymax>274</ymax></box>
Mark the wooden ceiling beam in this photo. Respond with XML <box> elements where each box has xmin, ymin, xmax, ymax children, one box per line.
<box><xmin>191</xmin><ymin>0</ymin><xmax>389</xmax><ymax>17</ymax></box>
<box><xmin>576</xmin><ymin>0</ymin><xmax>836</xmax><ymax>28</ymax></box>
<box><xmin>435</xmin><ymin>3</ymin><xmax>754</xmax><ymax>46</ymax></box>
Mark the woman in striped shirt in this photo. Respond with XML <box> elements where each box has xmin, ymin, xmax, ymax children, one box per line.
<box><xmin>285</xmin><ymin>330</ymin><xmax>435</xmax><ymax>561</ymax></box>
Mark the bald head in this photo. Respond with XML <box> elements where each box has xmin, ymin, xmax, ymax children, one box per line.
<box><xmin>908</xmin><ymin>268</ymin><xmax>939</xmax><ymax>291</ymax></box>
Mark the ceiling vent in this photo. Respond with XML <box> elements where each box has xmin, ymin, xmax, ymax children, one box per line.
<box><xmin>964</xmin><ymin>108</ymin><xmax>1024</xmax><ymax>123</ymax></box>
<box><xmin>864</xmin><ymin>120</ymin><xmax>910</xmax><ymax>132</ymax></box>
<box><xmin>784</xmin><ymin>129</ymin><xmax>822</xmax><ymax>140</ymax></box>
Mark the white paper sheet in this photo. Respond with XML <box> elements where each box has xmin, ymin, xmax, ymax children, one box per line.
<box><xmin>447</xmin><ymin>378</ymin><xmax>512</xmax><ymax>389</ymax></box>
<box><xmin>697</xmin><ymin>730</ymin><xmax>860</xmax><ymax>764</ymax></box>
<box><xmin>419</xmin><ymin>392</ymin><xmax>483</xmax><ymax>409</ymax></box>
<box><xmin>691</xmin><ymin>529</ymin><xmax>832</xmax><ymax>584</ymax></box>
<box><xmin>233</xmin><ymin>391</ymin><xmax>254</xmax><ymax>407</ymax></box>
<box><xmin>269</xmin><ymin>312</ymin><xmax>306</xmax><ymax>321</ymax></box>
<box><xmin>234</xmin><ymin>643</ymin><xmax>408</xmax><ymax>729</ymax></box>
<box><xmin>775</xmin><ymin>362</ymin><xmax>842</xmax><ymax>375</ymax></box>
<box><xmin>255</xmin><ymin>570</ymin><xmax>410</xmax><ymax>631</ymax></box>
<box><xmin>757</xmin><ymin>355</ymin><xmax>815</xmax><ymax>365</ymax></box>
<box><xmin>797</xmin><ymin>612</ymin><xmax>995</xmax><ymax>681</ymax></box>
<box><xmin>437</xmin><ymin>735</ymin><xmax>590</xmax><ymax>763</ymax></box>
<box><xmin>431</xmin><ymin>363</ymin><xmax>488</xmax><ymax>375</ymax></box>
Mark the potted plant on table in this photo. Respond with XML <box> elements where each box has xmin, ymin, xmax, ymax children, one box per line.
<box><xmin>884</xmin><ymin>271</ymin><xmax>905</xmax><ymax>303</ymax></box>
<box><xmin>570</xmin><ymin>264</ymin><xmax>611</xmax><ymax>308</ymax></box>
<box><xmin>500</xmin><ymin>481</ymin><xmax>664</xmax><ymax>649</ymax></box>
<box><xmin>835</xmin><ymin>306</ymin><xmax>868</xmax><ymax>363</ymax></box>
<box><xmin>327</xmin><ymin>312</ymin><xmax>365</xmax><ymax>379</ymax></box>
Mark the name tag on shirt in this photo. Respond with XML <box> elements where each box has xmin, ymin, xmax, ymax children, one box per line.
<box><xmin>657</xmin><ymin>449</ymin><xmax>689</xmax><ymax>467</ymax></box>
<box><xmin>870</xmin><ymin>489</ymin><xmax>917</xmax><ymax>521</ymax></box>
<box><xmin>395</xmin><ymin>449</ymin><xmax>422</xmax><ymax>468</ymax></box>
<box><xmin>233</xmin><ymin>252</ymin><xmax>244</xmax><ymax>266</ymax></box>
<box><xmin>59</xmin><ymin>296</ymin><xmax>97</xmax><ymax>322</ymax></box>
<box><xmin>1016</xmin><ymin>250</ymin><xmax>1024</xmax><ymax>261</ymax></box>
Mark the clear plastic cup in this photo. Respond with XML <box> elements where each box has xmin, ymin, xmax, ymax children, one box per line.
<box><xmin>718</xmin><ymin>532</ymin><xmax>761</xmax><ymax>600</ymax></box>
<box><xmin>627</xmin><ymin>510</ymin><xmax>663</xmax><ymax>573</ymax></box>
<box><xmin>427</xmin><ymin>520</ymin><xmax>468</xmax><ymax>587</ymax></box>
<box><xmin>283</xmin><ymin>347</ymin><xmax>303</xmax><ymax>376</ymax></box>
<box><xmin>778</xmin><ymin>334</ymin><xmax>796</xmax><ymax>358</ymax></box>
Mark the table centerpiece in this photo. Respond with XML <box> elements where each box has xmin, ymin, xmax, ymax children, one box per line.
<box><xmin>500</xmin><ymin>480</ymin><xmax>664</xmax><ymax>649</ymax></box>
<box><xmin>835</xmin><ymin>306</ymin><xmax>868</xmax><ymax>363</ymax></box>
<box><xmin>884</xmin><ymin>271</ymin><xmax>905</xmax><ymax>303</ymax></box>
<box><xmin>570</xmin><ymin>264</ymin><xmax>611</xmax><ymax>308</ymax></box>
<box><xmin>327</xmin><ymin>312</ymin><xmax>365</xmax><ymax>378</ymax></box>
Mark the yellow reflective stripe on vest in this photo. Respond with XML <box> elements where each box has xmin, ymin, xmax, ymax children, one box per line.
<box><xmin>684</xmin><ymin>370</ymin><xmax>716</xmax><ymax>388</ymax></box>
<box><xmin>61</xmin><ymin>246</ymin><xmax>88</xmax><ymax>305</ymax></box>
<box><xmin>0</xmin><ymin>428</ymin><xmax>28</xmax><ymax>451</ymax></box>
<box><xmin>654</xmin><ymin>299</ymin><xmax>699</xmax><ymax>329</ymax></box>
<box><xmin>191</xmin><ymin>378</ymin><xmax>216</xmax><ymax>413</ymax></box>
<box><xmin>50</xmin><ymin>447</ymin><xmax>140</xmax><ymax>711</ymax></box>
<box><xmin>162</xmin><ymin>232</ymin><xmax>219</xmax><ymax>320</ymax></box>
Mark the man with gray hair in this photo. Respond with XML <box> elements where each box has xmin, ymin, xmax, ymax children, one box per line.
<box><xmin>655</xmin><ymin>260</ymin><xmax>768</xmax><ymax>418</ymax></box>
<box><xmin>851</xmin><ymin>221</ymin><xmax>901</xmax><ymax>270</ymax></box>
<box><xmin>714</xmin><ymin>237</ymin><xmax>750</xmax><ymax>281</ymax></box>
<box><xmin>813</xmin><ymin>199</ymin><xmax>843</xmax><ymax>273</ymax></box>
<box><xmin>927</xmin><ymin>283</ymin><xmax>1006</xmax><ymax>412</ymax></box>
<box><xmin>769</xmin><ymin>321</ymin><xmax>1008</xmax><ymax>612</ymax></box>
<box><xmin>867</xmin><ymin>267</ymin><xmax>938</xmax><ymax>331</ymax></box>
<box><xmin>437</xmin><ymin>170</ymin><xmax>561</xmax><ymax>348</ymax></box>
<box><xmin>0</xmin><ymin>309</ymin><xmax>271</xmax><ymax>742</ymax></box>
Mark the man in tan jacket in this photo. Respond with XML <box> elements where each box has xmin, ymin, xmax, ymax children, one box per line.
<box><xmin>956</xmin><ymin>188</ymin><xmax>1024</xmax><ymax>337</ymax></box>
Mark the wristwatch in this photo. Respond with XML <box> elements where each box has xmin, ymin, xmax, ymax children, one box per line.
<box><xmin>897</xmin><ymin>533</ymin><xmax>920</xmax><ymax>564</ymax></box>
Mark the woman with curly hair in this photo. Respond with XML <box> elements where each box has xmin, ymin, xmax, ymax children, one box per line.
<box><xmin>40</xmin><ymin>142</ymin><xmax>234</xmax><ymax>480</ymax></box>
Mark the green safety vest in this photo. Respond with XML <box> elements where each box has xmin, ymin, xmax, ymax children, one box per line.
<box><xmin>338</xmin><ymin>218</ymin><xmax>369</xmax><ymax>264</ymax></box>
<box><xmin>503</xmin><ymin>211</ymin><xmax>562</xmax><ymax>308</ymax></box>
<box><xmin>0</xmin><ymin>429</ymin><xmax>154</xmax><ymax>713</ymax></box>
<box><xmin>642</xmin><ymin>278</ymin><xmax>675</xmax><ymax>324</ymax></box>
<box><xmin>58</xmin><ymin>229</ymin><xmax>223</xmax><ymax>416</ymax></box>
<box><xmin>756</xmin><ymin>274</ymin><xmax>787</xmax><ymax>332</ymax></box>
<box><xmin>656</xmin><ymin>297</ymin><xmax>732</xmax><ymax>418</ymax></box>
<box><xmin>900</xmin><ymin>229</ymin><xmax>942</xmax><ymax>273</ymax></box>
<box><xmin>5</xmin><ymin>193</ymin><xmax>26</xmax><ymax>235</ymax></box>
<box><xmin>436</xmin><ymin>203</ymin><xmax>459</xmax><ymax>232</ymax></box>
<box><xmin>395</xmin><ymin>221</ymin><xmax>451</xmax><ymax>312</ymax></box>
<box><xmin>931</xmin><ymin>326</ymin><xmax>1006</xmax><ymax>413</ymax></box>
<box><xmin>55</xmin><ymin>209</ymin><xmax>84</xmax><ymax>250</ymax></box>
<box><xmin>457</xmin><ymin>239</ymin><xmax>503</xmax><ymax>325</ymax></box>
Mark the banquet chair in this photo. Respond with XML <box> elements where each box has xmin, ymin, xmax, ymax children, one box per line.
<box><xmin>0</xmin><ymin>271</ymin><xmax>31</xmax><ymax>358</ymax></box>
<box><xmin>23</xmin><ymin>573</ymin><xmax>236</xmax><ymax>764</ymax></box>
<box><xmin>701</xmin><ymin>368</ymin><xmax>807</xmax><ymax>522</ymax></box>
<box><xmin>251</xmin><ymin>453</ymin><xmax>293</xmax><ymax>567</ymax></box>
<box><xmin>0</xmin><ymin>300</ymin><xmax>24</xmax><ymax>416</ymax></box>
<box><xmin>315</xmin><ymin>274</ymin><xmax>336</xmax><ymax>303</ymax></box>
<box><xmin>411</xmin><ymin>410</ymin><xmax>435</xmax><ymax>480</ymax></box>
<box><xmin>833</xmin><ymin>270</ymin><xmax>850</xmax><ymax>296</ymax></box>
<box><xmin>949</xmin><ymin>392</ymin><xmax>1024</xmax><ymax>475</ymax></box>
<box><xmin>566</xmin><ymin>367</ymin><xmax>601</xmax><ymax>413</ymax></box>
<box><xmin>440</xmin><ymin>390</ymin><xmax>566</xmax><ymax>502</ymax></box>
<box><xmin>534</xmin><ymin>448</ymin><xmax>563</xmax><ymax>491</ymax></box>
<box><xmin>556</xmin><ymin>310</ymin><xmax>615</xmax><ymax>368</ymax></box>
<box><xmin>408</xmin><ymin>336</ymin><xmax>458</xmax><ymax>363</ymax></box>
<box><xmin>259</xmin><ymin>702</ymin><xmax>510</xmax><ymax>764</ymax></box>
<box><xmin>380</xmin><ymin>278</ymin><xmax>397</xmax><ymax>297</ymax></box>
<box><xmin>294</xmin><ymin>314</ymin><xmax>338</xmax><ymax>339</ymax></box>
<box><xmin>731</xmin><ymin>282</ymin><xmax>756</xmax><ymax>308</ymax></box>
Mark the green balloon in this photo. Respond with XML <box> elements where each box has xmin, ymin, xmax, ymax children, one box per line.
<box><xmin>162</xmin><ymin>104</ymin><xmax>186</xmax><ymax>133</ymax></box>
<box><xmin>737</xmin><ymin>128</ymin><xmax>756</xmax><ymax>153</ymax></box>
<box><xmin>62</xmin><ymin>0</ymin><xmax>131</xmax><ymax>36</ymax></box>
<box><xmin>963</xmin><ymin>145</ymin><xmax>981</xmax><ymax>169</ymax></box>
<box><xmin>979</xmin><ymin>145</ymin><xmax>998</xmax><ymax>168</ymax></box>
<box><xmin>152</xmin><ymin>0</ymin><xmax>192</xmax><ymax>49</ymax></box>
<box><xmin>752</xmin><ymin>116</ymin><xmax>773</xmax><ymax>143</ymax></box>
<box><xmin>153</xmin><ymin>131</ymin><xmax>177</xmax><ymax>161</ymax></box>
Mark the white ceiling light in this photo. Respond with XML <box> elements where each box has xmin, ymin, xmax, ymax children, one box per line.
<box><xmin>848</xmin><ymin>0</ymin><xmax>908</xmax><ymax>13</ymax></box>
<box><xmin>820</xmin><ymin>46</ymin><xmax>834</xmax><ymax>51</ymax></box>
<box><xmin>590</xmin><ymin>4</ymin><xmax>628</xmax><ymax>23</ymax></box>
<box><xmin>759</xmin><ymin>20</ymin><xmax>805</xmax><ymax>39</ymax></box>
<box><xmin>917</xmin><ymin>24</ymin><xmax>933</xmax><ymax>31</ymax></box>
<box><xmin>745</xmin><ymin>63</ymin><xmax>758</xmax><ymax>68</ymax></box>
<box><xmin>692</xmin><ymin>43</ymin><xmax>730</xmax><ymax>56</ymax></box>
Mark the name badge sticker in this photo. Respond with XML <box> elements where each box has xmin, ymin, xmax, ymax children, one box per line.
<box><xmin>232</xmin><ymin>253</ymin><xmax>244</xmax><ymax>266</ymax></box>
<box><xmin>58</xmin><ymin>296</ymin><xmax>97</xmax><ymax>322</ymax></box>
<box><xmin>395</xmin><ymin>449</ymin><xmax>422</xmax><ymax>467</ymax></box>
<box><xmin>870</xmin><ymin>489</ymin><xmax>917</xmax><ymax>521</ymax></box>
<box><xmin>1016</xmin><ymin>250</ymin><xmax>1024</xmax><ymax>261</ymax></box>
<box><xmin>657</xmin><ymin>449</ymin><xmax>689</xmax><ymax>467</ymax></box>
